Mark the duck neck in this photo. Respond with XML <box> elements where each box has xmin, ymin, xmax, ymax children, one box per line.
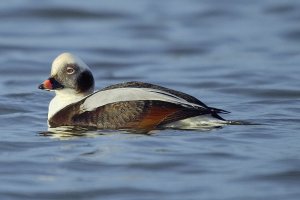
<box><xmin>48</xmin><ymin>88</ymin><xmax>93</xmax><ymax>120</ymax></box>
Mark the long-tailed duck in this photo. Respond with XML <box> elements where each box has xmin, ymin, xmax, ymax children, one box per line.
<box><xmin>38</xmin><ymin>52</ymin><xmax>229</xmax><ymax>132</ymax></box>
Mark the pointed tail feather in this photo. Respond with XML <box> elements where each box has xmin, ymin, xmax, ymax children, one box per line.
<box><xmin>209</xmin><ymin>107</ymin><xmax>230</xmax><ymax>121</ymax></box>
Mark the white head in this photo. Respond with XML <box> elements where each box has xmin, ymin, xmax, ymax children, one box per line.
<box><xmin>39</xmin><ymin>52</ymin><xmax>95</xmax><ymax>97</ymax></box>
<box><xmin>39</xmin><ymin>53</ymin><xmax>95</xmax><ymax>120</ymax></box>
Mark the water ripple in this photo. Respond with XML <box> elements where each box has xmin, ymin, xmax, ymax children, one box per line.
<box><xmin>0</xmin><ymin>0</ymin><xmax>299</xmax><ymax>200</ymax></box>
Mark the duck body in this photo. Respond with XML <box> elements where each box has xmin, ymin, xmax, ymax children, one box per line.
<box><xmin>39</xmin><ymin>53</ymin><xmax>229</xmax><ymax>132</ymax></box>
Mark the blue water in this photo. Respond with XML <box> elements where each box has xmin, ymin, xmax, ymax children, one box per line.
<box><xmin>0</xmin><ymin>0</ymin><xmax>299</xmax><ymax>199</ymax></box>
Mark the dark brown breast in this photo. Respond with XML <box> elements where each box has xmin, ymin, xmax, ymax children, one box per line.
<box><xmin>48</xmin><ymin>100</ymin><xmax>207</xmax><ymax>132</ymax></box>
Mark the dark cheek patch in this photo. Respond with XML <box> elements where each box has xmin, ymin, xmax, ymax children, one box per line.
<box><xmin>76</xmin><ymin>70</ymin><xmax>94</xmax><ymax>93</ymax></box>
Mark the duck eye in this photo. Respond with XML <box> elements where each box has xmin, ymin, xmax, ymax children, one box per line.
<box><xmin>66</xmin><ymin>67</ymin><xmax>75</xmax><ymax>74</ymax></box>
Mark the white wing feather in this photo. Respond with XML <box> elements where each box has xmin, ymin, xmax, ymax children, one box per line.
<box><xmin>80</xmin><ymin>88</ymin><xmax>203</xmax><ymax>112</ymax></box>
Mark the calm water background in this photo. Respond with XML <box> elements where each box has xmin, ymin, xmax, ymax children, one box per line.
<box><xmin>0</xmin><ymin>0</ymin><xmax>299</xmax><ymax>199</ymax></box>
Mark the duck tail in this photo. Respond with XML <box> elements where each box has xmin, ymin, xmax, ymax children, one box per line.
<box><xmin>209</xmin><ymin>107</ymin><xmax>230</xmax><ymax>121</ymax></box>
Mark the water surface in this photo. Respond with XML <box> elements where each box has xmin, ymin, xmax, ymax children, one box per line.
<box><xmin>0</xmin><ymin>0</ymin><xmax>299</xmax><ymax>199</ymax></box>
